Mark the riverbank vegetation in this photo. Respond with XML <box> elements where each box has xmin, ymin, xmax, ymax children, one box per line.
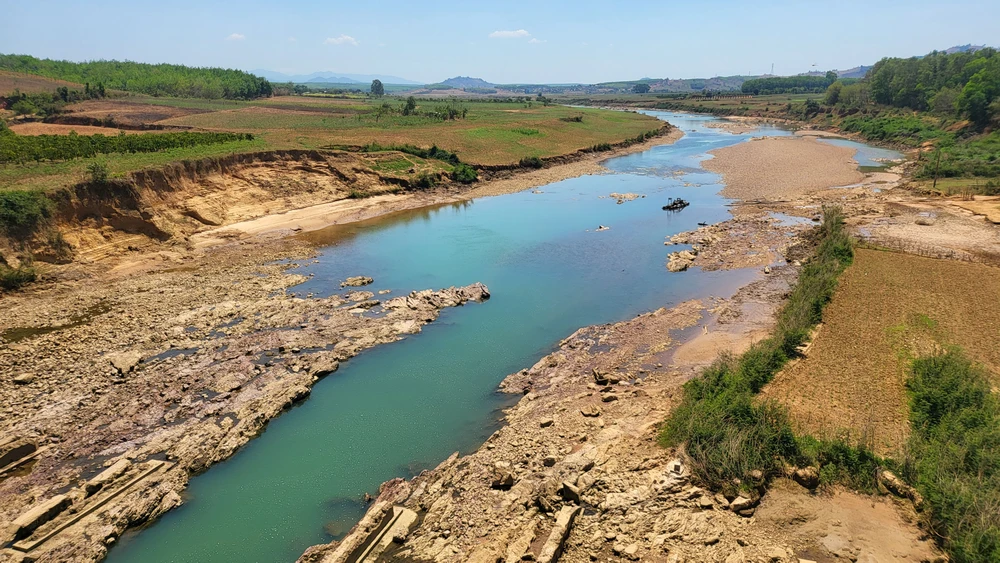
<box><xmin>662</xmin><ymin>209</ymin><xmax>1000</xmax><ymax>561</ymax></box>
<box><xmin>905</xmin><ymin>348</ymin><xmax>1000</xmax><ymax>561</ymax></box>
<box><xmin>660</xmin><ymin>207</ymin><xmax>887</xmax><ymax>496</ymax></box>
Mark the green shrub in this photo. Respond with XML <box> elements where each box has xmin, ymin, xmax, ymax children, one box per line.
<box><xmin>87</xmin><ymin>162</ymin><xmax>109</xmax><ymax>184</ymax></box>
<box><xmin>413</xmin><ymin>172</ymin><xmax>436</xmax><ymax>189</ymax></box>
<box><xmin>905</xmin><ymin>349</ymin><xmax>1000</xmax><ymax>562</ymax></box>
<box><xmin>0</xmin><ymin>264</ymin><xmax>37</xmax><ymax>290</ymax></box>
<box><xmin>0</xmin><ymin>190</ymin><xmax>53</xmax><ymax>238</ymax></box>
<box><xmin>451</xmin><ymin>163</ymin><xmax>478</xmax><ymax>184</ymax></box>
<box><xmin>519</xmin><ymin>156</ymin><xmax>544</xmax><ymax>169</ymax></box>
<box><xmin>660</xmin><ymin>206</ymin><xmax>864</xmax><ymax>496</ymax></box>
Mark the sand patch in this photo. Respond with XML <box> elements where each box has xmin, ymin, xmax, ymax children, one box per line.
<box><xmin>705</xmin><ymin>136</ymin><xmax>863</xmax><ymax>201</ymax></box>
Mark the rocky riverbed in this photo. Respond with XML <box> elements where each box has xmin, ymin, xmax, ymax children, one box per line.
<box><xmin>0</xmin><ymin>234</ymin><xmax>489</xmax><ymax>563</ymax></box>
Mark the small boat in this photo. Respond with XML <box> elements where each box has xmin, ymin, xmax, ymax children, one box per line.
<box><xmin>662</xmin><ymin>198</ymin><xmax>690</xmax><ymax>212</ymax></box>
<box><xmin>697</xmin><ymin>222</ymin><xmax>709</xmax><ymax>226</ymax></box>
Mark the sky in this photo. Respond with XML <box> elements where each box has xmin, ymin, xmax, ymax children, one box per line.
<box><xmin>2</xmin><ymin>0</ymin><xmax>998</xmax><ymax>84</ymax></box>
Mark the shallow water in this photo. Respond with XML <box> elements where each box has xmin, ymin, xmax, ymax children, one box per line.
<box><xmin>815</xmin><ymin>137</ymin><xmax>903</xmax><ymax>168</ymax></box>
<box><xmin>105</xmin><ymin>112</ymin><xmax>863</xmax><ymax>563</ymax></box>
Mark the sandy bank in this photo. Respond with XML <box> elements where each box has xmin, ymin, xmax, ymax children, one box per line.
<box><xmin>187</xmin><ymin>128</ymin><xmax>685</xmax><ymax>245</ymax></box>
<box><xmin>704</xmin><ymin>136</ymin><xmax>863</xmax><ymax>201</ymax></box>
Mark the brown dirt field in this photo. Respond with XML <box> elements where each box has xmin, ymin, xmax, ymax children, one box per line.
<box><xmin>60</xmin><ymin>99</ymin><xmax>206</xmax><ymax>125</ymax></box>
<box><xmin>0</xmin><ymin>71</ymin><xmax>83</xmax><ymax>94</ymax></box>
<box><xmin>763</xmin><ymin>248</ymin><xmax>1000</xmax><ymax>454</ymax></box>
<box><xmin>704</xmin><ymin>136</ymin><xmax>864</xmax><ymax>201</ymax></box>
<box><xmin>9</xmin><ymin>123</ymin><xmax>163</xmax><ymax>136</ymax></box>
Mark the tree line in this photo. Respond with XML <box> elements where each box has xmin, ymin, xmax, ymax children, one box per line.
<box><xmin>3</xmin><ymin>84</ymin><xmax>107</xmax><ymax>117</ymax></box>
<box><xmin>741</xmin><ymin>72</ymin><xmax>841</xmax><ymax>95</ymax></box>
<box><xmin>0</xmin><ymin>54</ymin><xmax>272</xmax><ymax>100</ymax></box>
<box><xmin>865</xmin><ymin>48</ymin><xmax>1000</xmax><ymax>127</ymax></box>
<box><xmin>0</xmin><ymin>130</ymin><xmax>253</xmax><ymax>164</ymax></box>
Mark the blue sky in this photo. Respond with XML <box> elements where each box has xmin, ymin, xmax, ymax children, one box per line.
<box><xmin>3</xmin><ymin>0</ymin><xmax>998</xmax><ymax>84</ymax></box>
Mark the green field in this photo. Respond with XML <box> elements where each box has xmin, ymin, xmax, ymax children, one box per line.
<box><xmin>1</xmin><ymin>93</ymin><xmax>662</xmax><ymax>192</ymax></box>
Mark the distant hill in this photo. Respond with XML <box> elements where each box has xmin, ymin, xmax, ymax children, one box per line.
<box><xmin>252</xmin><ymin>69</ymin><xmax>420</xmax><ymax>85</ymax></box>
<box><xmin>0</xmin><ymin>54</ymin><xmax>272</xmax><ymax>99</ymax></box>
<box><xmin>439</xmin><ymin>76</ymin><xmax>494</xmax><ymax>89</ymax></box>
<box><xmin>305</xmin><ymin>76</ymin><xmax>359</xmax><ymax>84</ymax></box>
<box><xmin>944</xmin><ymin>44</ymin><xmax>986</xmax><ymax>54</ymax></box>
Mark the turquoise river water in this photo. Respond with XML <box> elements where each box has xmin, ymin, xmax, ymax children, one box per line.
<box><xmin>106</xmin><ymin>112</ymin><xmax>897</xmax><ymax>562</ymax></box>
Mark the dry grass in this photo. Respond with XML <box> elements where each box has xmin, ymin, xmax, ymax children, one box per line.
<box><xmin>9</xmin><ymin>123</ymin><xmax>166</xmax><ymax>136</ymax></box>
<box><xmin>0</xmin><ymin>70</ymin><xmax>83</xmax><ymax>94</ymax></box>
<box><xmin>763</xmin><ymin>248</ymin><xmax>1000</xmax><ymax>454</ymax></box>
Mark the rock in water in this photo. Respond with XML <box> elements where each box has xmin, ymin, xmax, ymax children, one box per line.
<box><xmin>341</xmin><ymin>276</ymin><xmax>374</xmax><ymax>287</ymax></box>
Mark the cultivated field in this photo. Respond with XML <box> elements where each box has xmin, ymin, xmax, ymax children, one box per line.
<box><xmin>762</xmin><ymin>247</ymin><xmax>1000</xmax><ymax>454</ymax></box>
<box><xmin>0</xmin><ymin>70</ymin><xmax>84</xmax><ymax>95</ymax></box>
<box><xmin>1</xmin><ymin>94</ymin><xmax>661</xmax><ymax>192</ymax></box>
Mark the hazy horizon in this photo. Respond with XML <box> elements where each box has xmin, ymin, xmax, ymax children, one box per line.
<box><xmin>2</xmin><ymin>0</ymin><xmax>998</xmax><ymax>84</ymax></box>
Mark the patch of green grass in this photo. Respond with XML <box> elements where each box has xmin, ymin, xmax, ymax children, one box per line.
<box><xmin>905</xmin><ymin>349</ymin><xmax>1000</xmax><ymax>562</ymax></box>
<box><xmin>0</xmin><ymin>189</ymin><xmax>52</xmax><ymax>237</ymax></box>
<box><xmin>0</xmin><ymin>263</ymin><xmax>37</xmax><ymax>290</ymax></box>
<box><xmin>659</xmin><ymin>206</ymin><xmax>880</xmax><ymax>497</ymax></box>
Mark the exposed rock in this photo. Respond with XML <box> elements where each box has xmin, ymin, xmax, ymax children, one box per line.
<box><xmin>108</xmin><ymin>350</ymin><xmax>143</xmax><ymax>374</ymax></box>
<box><xmin>539</xmin><ymin>417</ymin><xmax>554</xmax><ymax>428</ymax></box>
<box><xmin>341</xmin><ymin>276</ymin><xmax>374</xmax><ymax>287</ymax></box>
<box><xmin>580</xmin><ymin>405</ymin><xmax>601</xmax><ymax>417</ymax></box>
<box><xmin>792</xmin><ymin>466</ymin><xmax>820</xmax><ymax>490</ymax></box>
<box><xmin>12</xmin><ymin>373</ymin><xmax>35</xmax><ymax>385</ymax></box>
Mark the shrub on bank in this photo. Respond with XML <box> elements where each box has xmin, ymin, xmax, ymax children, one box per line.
<box><xmin>451</xmin><ymin>163</ymin><xmax>478</xmax><ymax>184</ymax></box>
<box><xmin>0</xmin><ymin>190</ymin><xmax>53</xmax><ymax>238</ymax></box>
<box><xmin>659</xmin><ymin>206</ymin><xmax>870</xmax><ymax>496</ymax></box>
<box><xmin>905</xmin><ymin>349</ymin><xmax>1000</xmax><ymax>562</ymax></box>
<box><xmin>519</xmin><ymin>156</ymin><xmax>544</xmax><ymax>169</ymax></box>
<box><xmin>0</xmin><ymin>263</ymin><xmax>37</xmax><ymax>290</ymax></box>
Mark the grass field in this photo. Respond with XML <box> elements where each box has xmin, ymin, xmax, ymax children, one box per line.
<box><xmin>1</xmin><ymin>94</ymin><xmax>661</xmax><ymax>191</ymax></box>
<box><xmin>763</xmin><ymin>248</ymin><xmax>1000</xmax><ymax>454</ymax></box>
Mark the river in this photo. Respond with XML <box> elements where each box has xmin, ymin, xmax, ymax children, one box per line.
<box><xmin>105</xmin><ymin>112</ymin><xmax>894</xmax><ymax>562</ymax></box>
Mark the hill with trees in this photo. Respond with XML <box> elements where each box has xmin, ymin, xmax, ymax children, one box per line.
<box><xmin>0</xmin><ymin>54</ymin><xmax>272</xmax><ymax>100</ymax></box>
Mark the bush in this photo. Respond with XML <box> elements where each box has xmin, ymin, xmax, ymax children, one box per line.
<box><xmin>87</xmin><ymin>162</ymin><xmax>109</xmax><ymax>184</ymax></box>
<box><xmin>0</xmin><ymin>263</ymin><xmax>37</xmax><ymax>290</ymax></box>
<box><xmin>905</xmin><ymin>349</ymin><xmax>1000</xmax><ymax>562</ymax></box>
<box><xmin>519</xmin><ymin>156</ymin><xmax>544</xmax><ymax>169</ymax></box>
<box><xmin>413</xmin><ymin>172</ymin><xmax>436</xmax><ymax>189</ymax></box>
<box><xmin>451</xmin><ymin>163</ymin><xmax>478</xmax><ymax>184</ymax></box>
<box><xmin>659</xmin><ymin>206</ymin><xmax>865</xmax><ymax>496</ymax></box>
<box><xmin>0</xmin><ymin>190</ymin><xmax>53</xmax><ymax>238</ymax></box>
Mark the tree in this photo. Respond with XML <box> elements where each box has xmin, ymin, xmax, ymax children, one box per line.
<box><xmin>824</xmin><ymin>81</ymin><xmax>843</xmax><ymax>105</ymax></box>
<box><xmin>370</xmin><ymin>79</ymin><xmax>384</xmax><ymax>98</ymax></box>
<box><xmin>293</xmin><ymin>84</ymin><xmax>309</xmax><ymax>95</ymax></box>
<box><xmin>402</xmin><ymin>96</ymin><xmax>417</xmax><ymax>115</ymax></box>
<box><xmin>632</xmin><ymin>83</ymin><xmax>651</xmax><ymax>94</ymax></box>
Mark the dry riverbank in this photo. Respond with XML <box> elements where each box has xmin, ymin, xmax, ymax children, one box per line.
<box><xmin>0</xmin><ymin>227</ymin><xmax>490</xmax><ymax>561</ymax></box>
<box><xmin>704</xmin><ymin>136</ymin><xmax>863</xmax><ymax>201</ymax></box>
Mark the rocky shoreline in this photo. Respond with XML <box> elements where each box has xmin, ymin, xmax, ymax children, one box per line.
<box><xmin>0</xmin><ymin>227</ymin><xmax>489</xmax><ymax>562</ymax></box>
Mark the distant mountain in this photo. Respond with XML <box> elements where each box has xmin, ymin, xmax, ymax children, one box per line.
<box><xmin>944</xmin><ymin>44</ymin><xmax>986</xmax><ymax>54</ymax></box>
<box><xmin>305</xmin><ymin>76</ymin><xmax>359</xmax><ymax>84</ymax></box>
<box><xmin>251</xmin><ymin>69</ymin><xmax>421</xmax><ymax>85</ymax></box>
<box><xmin>439</xmin><ymin>76</ymin><xmax>494</xmax><ymax>89</ymax></box>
